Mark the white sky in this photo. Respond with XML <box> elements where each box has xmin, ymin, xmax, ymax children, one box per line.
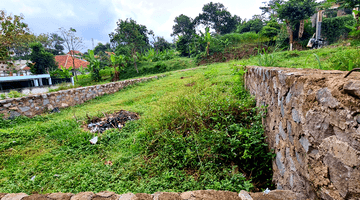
<box><xmin>2</xmin><ymin>0</ymin><xmax>266</xmax><ymax>51</ymax></box>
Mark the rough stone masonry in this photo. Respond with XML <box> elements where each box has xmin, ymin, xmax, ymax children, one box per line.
<box><xmin>245</xmin><ymin>66</ymin><xmax>360</xmax><ymax>200</ymax></box>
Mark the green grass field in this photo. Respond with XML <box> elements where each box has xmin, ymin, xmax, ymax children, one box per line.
<box><xmin>0</xmin><ymin>61</ymin><xmax>273</xmax><ymax>194</ymax></box>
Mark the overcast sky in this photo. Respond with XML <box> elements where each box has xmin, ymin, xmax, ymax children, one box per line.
<box><xmin>2</xmin><ymin>0</ymin><xmax>266</xmax><ymax>52</ymax></box>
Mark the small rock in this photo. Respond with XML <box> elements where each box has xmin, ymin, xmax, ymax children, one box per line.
<box><xmin>3</xmin><ymin>103</ymin><xmax>12</xmax><ymax>108</ymax></box>
<box><xmin>119</xmin><ymin>193</ymin><xmax>135</xmax><ymax>199</ymax></box>
<box><xmin>2</xmin><ymin>193</ymin><xmax>29</xmax><ymax>200</ymax></box>
<box><xmin>316</xmin><ymin>88</ymin><xmax>339</xmax><ymax>108</ymax></box>
<box><xmin>61</xmin><ymin>103</ymin><xmax>68</xmax><ymax>107</ymax></box>
<box><xmin>47</xmin><ymin>193</ymin><xmax>73</xmax><ymax>200</ymax></box>
<box><xmin>238</xmin><ymin>190</ymin><xmax>253</xmax><ymax>200</ymax></box>
<box><xmin>23</xmin><ymin>194</ymin><xmax>49</xmax><ymax>200</ymax></box>
<box><xmin>344</xmin><ymin>80</ymin><xmax>360</xmax><ymax>98</ymax></box>
<box><xmin>70</xmin><ymin>192</ymin><xmax>94</xmax><ymax>200</ymax></box>
<box><xmin>356</xmin><ymin>115</ymin><xmax>360</xmax><ymax>124</ymax></box>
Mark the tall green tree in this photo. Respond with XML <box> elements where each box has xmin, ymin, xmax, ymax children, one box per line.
<box><xmin>109</xmin><ymin>18</ymin><xmax>152</xmax><ymax>73</ymax></box>
<box><xmin>196</xmin><ymin>2</ymin><xmax>241</xmax><ymax>34</ymax></box>
<box><xmin>171</xmin><ymin>14</ymin><xmax>196</xmax><ymax>57</ymax></box>
<box><xmin>171</xmin><ymin>14</ymin><xmax>196</xmax><ymax>37</ymax></box>
<box><xmin>0</xmin><ymin>10</ymin><xmax>30</xmax><ymax>66</ymax></box>
<box><xmin>94</xmin><ymin>42</ymin><xmax>111</xmax><ymax>55</ymax></box>
<box><xmin>28</xmin><ymin>42</ymin><xmax>57</xmax><ymax>74</ymax></box>
<box><xmin>236</xmin><ymin>17</ymin><xmax>264</xmax><ymax>34</ymax></box>
<box><xmin>275</xmin><ymin>0</ymin><xmax>317</xmax><ymax>49</ymax></box>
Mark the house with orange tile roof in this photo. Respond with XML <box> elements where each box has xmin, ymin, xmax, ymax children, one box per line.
<box><xmin>55</xmin><ymin>55</ymin><xmax>89</xmax><ymax>70</ymax></box>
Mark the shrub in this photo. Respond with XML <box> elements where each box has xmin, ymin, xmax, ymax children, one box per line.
<box><xmin>322</xmin><ymin>15</ymin><xmax>356</xmax><ymax>44</ymax></box>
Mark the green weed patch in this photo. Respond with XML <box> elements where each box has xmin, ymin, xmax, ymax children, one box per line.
<box><xmin>0</xmin><ymin>62</ymin><xmax>273</xmax><ymax>194</ymax></box>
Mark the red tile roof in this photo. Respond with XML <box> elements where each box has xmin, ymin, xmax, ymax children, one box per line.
<box><xmin>67</xmin><ymin>50</ymin><xmax>83</xmax><ymax>55</ymax></box>
<box><xmin>55</xmin><ymin>55</ymin><xmax>89</xmax><ymax>69</ymax></box>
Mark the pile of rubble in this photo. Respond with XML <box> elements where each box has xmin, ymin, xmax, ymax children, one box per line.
<box><xmin>86</xmin><ymin>110</ymin><xmax>139</xmax><ymax>133</ymax></box>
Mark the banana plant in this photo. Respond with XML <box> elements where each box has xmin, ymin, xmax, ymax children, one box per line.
<box><xmin>194</xmin><ymin>27</ymin><xmax>213</xmax><ymax>56</ymax></box>
<box><xmin>84</xmin><ymin>50</ymin><xmax>101</xmax><ymax>82</ymax></box>
<box><xmin>110</xmin><ymin>54</ymin><xmax>126</xmax><ymax>81</ymax></box>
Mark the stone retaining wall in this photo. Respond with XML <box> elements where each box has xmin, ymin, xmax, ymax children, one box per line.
<box><xmin>0</xmin><ymin>76</ymin><xmax>162</xmax><ymax>118</ymax></box>
<box><xmin>245</xmin><ymin>66</ymin><xmax>360</xmax><ymax>199</ymax></box>
<box><xmin>0</xmin><ymin>190</ymin><xmax>305</xmax><ymax>200</ymax></box>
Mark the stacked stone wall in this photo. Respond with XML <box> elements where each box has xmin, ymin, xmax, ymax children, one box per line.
<box><xmin>245</xmin><ymin>66</ymin><xmax>360</xmax><ymax>199</ymax></box>
<box><xmin>0</xmin><ymin>76</ymin><xmax>161</xmax><ymax>118</ymax></box>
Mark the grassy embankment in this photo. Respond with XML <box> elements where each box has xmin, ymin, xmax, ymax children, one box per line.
<box><xmin>240</xmin><ymin>45</ymin><xmax>360</xmax><ymax>71</ymax></box>
<box><xmin>0</xmin><ymin>61</ymin><xmax>273</xmax><ymax>194</ymax></box>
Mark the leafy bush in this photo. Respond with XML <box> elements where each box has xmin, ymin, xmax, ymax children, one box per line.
<box><xmin>322</xmin><ymin>15</ymin><xmax>356</xmax><ymax>44</ymax></box>
<box><xmin>50</xmin><ymin>66</ymin><xmax>73</xmax><ymax>78</ymax></box>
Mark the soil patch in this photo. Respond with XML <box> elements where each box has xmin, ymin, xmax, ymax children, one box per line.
<box><xmin>85</xmin><ymin>110</ymin><xmax>139</xmax><ymax>133</ymax></box>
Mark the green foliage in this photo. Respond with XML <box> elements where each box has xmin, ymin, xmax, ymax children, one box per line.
<box><xmin>28</xmin><ymin>42</ymin><xmax>58</xmax><ymax>74</ymax></box>
<box><xmin>328</xmin><ymin>48</ymin><xmax>360</xmax><ymax>71</ymax></box>
<box><xmin>50</xmin><ymin>66</ymin><xmax>73</xmax><ymax>78</ymax></box>
<box><xmin>84</xmin><ymin>50</ymin><xmax>102</xmax><ymax>82</ymax></box>
<box><xmin>171</xmin><ymin>14</ymin><xmax>196</xmax><ymax>37</ymax></box>
<box><xmin>236</xmin><ymin>18</ymin><xmax>264</xmax><ymax>34</ymax></box>
<box><xmin>217</xmin><ymin>32</ymin><xmax>263</xmax><ymax>44</ymax></box>
<box><xmin>276</xmin><ymin>0</ymin><xmax>317</xmax><ymax>25</ymax></box>
<box><xmin>195</xmin><ymin>2</ymin><xmax>240</xmax><ymax>34</ymax></box>
<box><xmin>257</xmin><ymin>48</ymin><xmax>278</xmax><ymax>67</ymax></box>
<box><xmin>0</xmin><ymin>94</ymin><xmax>5</xmax><ymax>100</ymax></box>
<box><xmin>152</xmin><ymin>36</ymin><xmax>172</xmax><ymax>52</ymax></box>
<box><xmin>176</xmin><ymin>35</ymin><xmax>192</xmax><ymax>57</ymax></box>
<box><xmin>94</xmin><ymin>42</ymin><xmax>112</xmax><ymax>55</ymax></box>
<box><xmin>142</xmin><ymin>49</ymin><xmax>177</xmax><ymax>62</ymax></box>
<box><xmin>322</xmin><ymin>15</ymin><xmax>356</xmax><ymax>44</ymax></box>
<box><xmin>7</xmin><ymin>90</ymin><xmax>23</xmax><ymax>98</ymax></box>
<box><xmin>0</xmin><ymin>10</ymin><xmax>30</xmax><ymax>62</ymax></box>
<box><xmin>109</xmin><ymin>18</ymin><xmax>152</xmax><ymax>73</ymax></box>
<box><xmin>260</xmin><ymin>19</ymin><xmax>282</xmax><ymax>41</ymax></box>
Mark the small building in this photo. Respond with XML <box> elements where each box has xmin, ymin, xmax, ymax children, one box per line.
<box><xmin>0</xmin><ymin>60</ymin><xmax>32</xmax><ymax>77</ymax></box>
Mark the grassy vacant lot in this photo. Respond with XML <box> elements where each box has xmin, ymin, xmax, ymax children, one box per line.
<box><xmin>0</xmin><ymin>61</ymin><xmax>273</xmax><ymax>194</ymax></box>
<box><xmin>241</xmin><ymin>45</ymin><xmax>360</xmax><ymax>71</ymax></box>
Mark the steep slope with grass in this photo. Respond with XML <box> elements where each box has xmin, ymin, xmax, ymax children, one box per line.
<box><xmin>0</xmin><ymin>62</ymin><xmax>273</xmax><ymax>194</ymax></box>
<box><xmin>241</xmin><ymin>46</ymin><xmax>360</xmax><ymax>71</ymax></box>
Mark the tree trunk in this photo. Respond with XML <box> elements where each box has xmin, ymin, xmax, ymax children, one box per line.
<box><xmin>112</xmin><ymin>65</ymin><xmax>119</xmax><ymax>82</ymax></box>
<box><xmin>298</xmin><ymin>20</ymin><xmax>304</xmax><ymax>38</ymax></box>
<box><xmin>72</xmin><ymin>56</ymin><xmax>78</xmax><ymax>81</ymax></box>
<box><xmin>286</xmin><ymin>21</ymin><xmax>294</xmax><ymax>51</ymax></box>
<box><xmin>133</xmin><ymin>57</ymin><xmax>139</xmax><ymax>73</ymax></box>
